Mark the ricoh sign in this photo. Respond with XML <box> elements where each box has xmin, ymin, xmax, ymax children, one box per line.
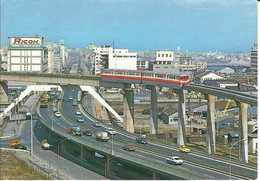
<box><xmin>10</xmin><ymin>37</ymin><xmax>42</xmax><ymax>47</ymax></box>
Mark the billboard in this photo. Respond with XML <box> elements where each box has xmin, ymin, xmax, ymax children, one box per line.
<box><xmin>9</xmin><ymin>37</ymin><xmax>43</xmax><ymax>47</ymax></box>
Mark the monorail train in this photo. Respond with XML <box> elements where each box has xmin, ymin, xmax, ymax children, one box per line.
<box><xmin>100</xmin><ymin>69</ymin><xmax>189</xmax><ymax>89</ymax></box>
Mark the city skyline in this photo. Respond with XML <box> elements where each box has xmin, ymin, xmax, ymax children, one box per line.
<box><xmin>1</xmin><ymin>0</ymin><xmax>257</xmax><ymax>53</ymax></box>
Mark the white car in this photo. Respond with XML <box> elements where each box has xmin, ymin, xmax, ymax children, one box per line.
<box><xmin>166</xmin><ymin>156</ymin><xmax>183</xmax><ymax>165</ymax></box>
<box><xmin>75</xmin><ymin>110</ymin><xmax>81</xmax><ymax>115</ymax></box>
<box><xmin>106</xmin><ymin>128</ymin><xmax>116</xmax><ymax>135</ymax></box>
<box><xmin>55</xmin><ymin>112</ymin><xmax>61</xmax><ymax>117</ymax></box>
<box><xmin>76</xmin><ymin>116</ymin><xmax>84</xmax><ymax>123</ymax></box>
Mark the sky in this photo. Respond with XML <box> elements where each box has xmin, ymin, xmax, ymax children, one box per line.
<box><xmin>0</xmin><ymin>0</ymin><xmax>257</xmax><ymax>52</ymax></box>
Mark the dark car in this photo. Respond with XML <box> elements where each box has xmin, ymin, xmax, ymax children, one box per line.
<box><xmin>136</xmin><ymin>137</ymin><xmax>148</xmax><ymax>144</ymax></box>
<box><xmin>83</xmin><ymin>130</ymin><xmax>92</xmax><ymax>136</ymax></box>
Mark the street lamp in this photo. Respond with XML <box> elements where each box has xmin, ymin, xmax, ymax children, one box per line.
<box><xmin>229</xmin><ymin>138</ymin><xmax>246</xmax><ymax>180</ymax></box>
<box><xmin>57</xmin><ymin>138</ymin><xmax>70</xmax><ymax>175</ymax></box>
<box><xmin>111</xmin><ymin>119</ymin><xmax>115</xmax><ymax>156</ymax></box>
<box><xmin>30</xmin><ymin>112</ymin><xmax>42</xmax><ymax>157</ymax></box>
<box><xmin>105</xmin><ymin>156</ymin><xmax>116</xmax><ymax>180</ymax></box>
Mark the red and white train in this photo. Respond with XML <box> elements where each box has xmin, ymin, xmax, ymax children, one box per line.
<box><xmin>101</xmin><ymin>69</ymin><xmax>189</xmax><ymax>89</ymax></box>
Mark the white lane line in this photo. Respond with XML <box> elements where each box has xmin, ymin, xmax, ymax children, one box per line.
<box><xmin>179</xmin><ymin>167</ymin><xmax>189</xmax><ymax>171</ymax></box>
<box><xmin>156</xmin><ymin>159</ymin><xmax>165</xmax><ymax>163</ymax></box>
<box><xmin>136</xmin><ymin>153</ymin><xmax>146</xmax><ymax>158</ymax></box>
<box><xmin>203</xmin><ymin>174</ymin><xmax>215</xmax><ymax>179</ymax></box>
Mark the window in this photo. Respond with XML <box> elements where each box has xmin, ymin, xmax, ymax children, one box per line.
<box><xmin>158</xmin><ymin>54</ymin><xmax>160</xmax><ymax>57</ymax></box>
<box><xmin>141</xmin><ymin>61</ymin><xmax>145</xmax><ymax>65</ymax></box>
<box><xmin>169</xmin><ymin>54</ymin><xmax>172</xmax><ymax>57</ymax></box>
<box><xmin>162</xmin><ymin>54</ymin><xmax>164</xmax><ymax>57</ymax></box>
<box><xmin>166</xmin><ymin>54</ymin><xmax>168</xmax><ymax>57</ymax></box>
<box><xmin>137</xmin><ymin>61</ymin><xmax>140</xmax><ymax>65</ymax></box>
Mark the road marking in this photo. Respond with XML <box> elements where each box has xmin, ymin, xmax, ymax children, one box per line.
<box><xmin>203</xmin><ymin>174</ymin><xmax>215</xmax><ymax>179</ymax></box>
<box><xmin>156</xmin><ymin>159</ymin><xmax>164</xmax><ymax>163</ymax></box>
<box><xmin>179</xmin><ymin>167</ymin><xmax>189</xmax><ymax>171</ymax></box>
<box><xmin>136</xmin><ymin>153</ymin><xmax>146</xmax><ymax>158</ymax></box>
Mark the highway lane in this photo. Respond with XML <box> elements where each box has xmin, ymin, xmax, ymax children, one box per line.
<box><xmin>54</xmin><ymin>88</ymin><xmax>257</xmax><ymax>179</ymax></box>
<box><xmin>0</xmin><ymin>93</ymin><xmax>105</xmax><ymax>180</ymax></box>
<box><xmin>77</xmin><ymin>90</ymin><xmax>258</xmax><ymax>179</ymax></box>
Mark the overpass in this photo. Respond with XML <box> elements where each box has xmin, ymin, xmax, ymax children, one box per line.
<box><xmin>0</xmin><ymin>72</ymin><xmax>257</xmax><ymax>163</ymax></box>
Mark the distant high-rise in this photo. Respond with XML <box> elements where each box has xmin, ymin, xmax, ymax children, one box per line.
<box><xmin>59</xmin><ymin>39</ymin><xmax>66</xmax><ymax>67</ymax></box>
<box><xmin>250</xmin><ymin>44</ymin><xmax>257</xmax><ymax>73</ymax></box>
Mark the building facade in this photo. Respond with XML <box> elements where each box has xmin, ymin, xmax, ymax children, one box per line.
<box><xmin>93</xmin><ymin>46</ymin><xmax>137</xmax><ymax>75</ymax></box>
<box><xmin>153</xmin><ymin>50</ymin><xmax>179</xmax><ymax>73</ymax></box>
<box><xmin>250</xmin><ymin>44</ymin><xmax>257</xmax><ymax>73</ymax></box>
<box><xmin>7</xmin><ymin>36</ymin><xmax>48</xmax><ymax>72</ymax></box>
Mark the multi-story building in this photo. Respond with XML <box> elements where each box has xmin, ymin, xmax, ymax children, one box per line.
<box><xmin>250</xmin><ymin>44</ymin><xmax>257</xmax><ymax>73</ymax></box>
<box><xmin>7</xmin><ymin>35</ymin><xmax>48</xmax><ymax>72</ymax></box>
<box><xmin>108</xmin><ymin>49</ymin><xmax>137</xmax><ymax>70</ymax></box>
<box><xmin>93</xmin><ymin>46</ymin><xmax>110</xmax><ymax>75</ymax></box>
<box><xmin>152</xmin><ymin>50</ymin><xmax>179</xmax><ymax>73</ymax></box>
<box><xmin>195</xmin><ymin>61</ymin><xmax>207</xmax><ymax>70</ymax></box>
<box><xmin>43</xmin><ymin>42</ymin><xmax>55</xmax><ymax>73</ymax></box>
<box><xmin>54</xmin><ymin>55</ymin><xmax>62</xmax><ymax>72</ymax></box>
<box><xmin>59</xmin><ymin>39</ymin><xmax>66</xmax><ymax>67</ymax></box>
<box><xmin>0</xmin><ymin>47</ymin><xmax>8</xmax><ymax>71</ymax></box>
<box><xmin>155</xmin><ymin>50</ymin><xmax>174</xmax><ymax>65</ymax></box>
<box><xmin>137</xmin><ymin>58</ymin><xmax>149</xmax><ymax>70</ymax></box>
<box><xmin>93</xmin><ymin>46</ymin><xmax>137</xmax><ymax>75</ymax></box>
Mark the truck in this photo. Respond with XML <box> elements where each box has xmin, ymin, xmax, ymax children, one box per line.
<box><xmin>44</xmin><ymin>93</ymin><xmax>51</xmax><ymax>100</ymax></box>
<box><xmin>9</xmin><ymin>140</ymin><xmax>27</xmax><ymax>150</ymax></box>
<box><xmin>67</xmin><ymin>125</ymin><xmax>83</xmax><ymax>136</ymax></box>
<box><xmin>40</xmin><ymin>98</ymin><xmax>48</xmax><ymax>108</ymax></box>
<box><xmin>96</xmin><ymin>132</ymin><xmax>109</xmax><ymax>142</ymax></box>
<box><xmin>41</xmin><ymin>139</ymin><xmax>52</xmax><ymax>150</ymax></box>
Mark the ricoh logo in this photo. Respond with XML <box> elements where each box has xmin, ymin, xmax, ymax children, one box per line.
<box><xmin>10</xmin><ymin>37</ymin><xmax>42</xmax><ymax>45</ymax></box>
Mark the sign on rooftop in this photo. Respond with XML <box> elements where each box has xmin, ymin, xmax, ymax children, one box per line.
<box><xmin>9</xmin><ymin>37</ymin><xmax>43</xmax><ymax>48</ymax></box>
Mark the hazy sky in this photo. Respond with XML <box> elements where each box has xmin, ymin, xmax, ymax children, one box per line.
<box><xmin>1</xmin><ymin>0</ymin><xmax>257</xmax><ymax>52</ymax></box>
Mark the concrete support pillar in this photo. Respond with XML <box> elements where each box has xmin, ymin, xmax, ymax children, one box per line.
<box><xmin>238</xmin><ymin>102</ymin><xmax>248</xmax><ymax>163</ymax></box>
<box><xmin>148</xmin><ymin>86</ymin><xmax>158</xmax><ymax>134</ymax></box>
<box><xmin>206</xmin><ymin>94</ymin><xmax>216</xmax><ymax>154</ymax></box>
<box><xmin>152</xmin><ymin>171</ymin><xmax>160</xmax><ymax>180</ymax></box>
<box><xmin>123</xmin><ymin>88</ymin><xmax>135</xmax><ymax>133</ymax></box>
<box><xmin>0</xmin><ymin>81</ymin><xmax>8</xmax><ymax>104</ymax></box>
<box><xmin>177</xmin><ymin>89</ymin><xmax>187</xmax><ymax>146</ymax></box>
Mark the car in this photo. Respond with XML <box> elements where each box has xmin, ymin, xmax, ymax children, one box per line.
<box><xmin>55</xmin><ymin>112</ymin><xmax>61</xmax><ymax>117</ymax></box>
<box><xmin>51</xmin><ymin>101</ymin><xmax>57</xmax><ymax>106</ymax></box>
<box><xmin>72</xmin><ymin>100</ymin><xmax>77</xmax><ymax>106</ymax></box>
<box><xmin>93</xmin><ymin>122</ymin><xmax>101</xmax><ymax>127</ymax></box>
<box><xmin>106</xmin><ymin>128</ymin><xmax>116</xmax><ymax>135</ymax></box>
<box><xmin>83</xmin><ymin>130</ymin><xmax>92</xmax><ymax>136</ymax></box>
<box><xmin>69</xmin><ymin>96</ymin><xmax>73</xmax><ymax>100</ymax></box>
<box><xmin>179</xmin><ymin>145</ymin><xmax>190</xmax><ymax>153</ymax></box>
<box><xmin>50</xmin><ymin>91</ymin><xmax>56</xmax><ymax>96</ymax></box>
<box><xmin>75</xmin><ymin>110</ymin><xmax>81</xmax><ymax>115</ymax></box>
<box><xmin>76</xmin><ymin>116</ymin><xmax>84</xmax><ymax>123</ymax></box>
<box><xmin>52</xmin><ymin>107</ymin><xmax>58</xmax><ymax>112</ymax></box>
<box><xmin>166</xmin><ymin>156</ymin><xmax>183</xmax><ymax>165</ymax></box>
<box><xmin>122</xmin><ymin>144</ymin><xmax>136</xmax><ymax>151</ymax></box>
<box><xmin>136</xmin><ymin>137</ymin><xmax>148</xmax><ymax>144</ymax></box>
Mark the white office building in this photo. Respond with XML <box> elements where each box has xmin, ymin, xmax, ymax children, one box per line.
<box><xmin>108</xmin><ymin>49</ymin><xmax>137</xmax><ymax>70</ymax></box>
<box><xmin>7</xmin><ymin>36</ymin><xmax>48</xmax><ymax>72</ymax></box>
<box><xmin>93</xmin><ymin>46</ymin><xmax>137</xmax><ymax>75</ymax></box>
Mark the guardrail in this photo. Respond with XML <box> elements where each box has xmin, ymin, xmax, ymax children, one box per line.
<box><xmin>184</xmin><ymin>84</ymin><xmax>257</xmax><ymax>105</ymax></box>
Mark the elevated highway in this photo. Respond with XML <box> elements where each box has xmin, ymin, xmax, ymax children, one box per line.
<box><xmin>35</xmin><ymin>89</ymin><xmax>257</xmax><ymax>180</ymax></box>
<box><xmin>0</xmin><ymin>72</ymin><xmax>256</xmax><ymax>105</ymax></box>
<box><xmin>0</xmin><ymin>72</ymin><xmax>257</xmax><ymax>163</ymax></box>
<box><xmin>183</xmin><ymin>84</ymin><xmax>257</xmax><ymax>106</ymax></box>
